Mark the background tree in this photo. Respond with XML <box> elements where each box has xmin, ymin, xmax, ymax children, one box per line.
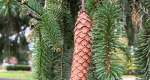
<box><xmin>0</xmin><ymin>0</ymin><xmax>31</xmax><ymax>63</ymax></box>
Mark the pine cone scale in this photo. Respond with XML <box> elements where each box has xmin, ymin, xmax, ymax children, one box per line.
<box><xmin>70</xmin><ymin>10</ymin><xmax>92</xmax><ymax>80</ymax></box>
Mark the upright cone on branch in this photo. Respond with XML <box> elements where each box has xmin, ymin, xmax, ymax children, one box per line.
<box><xmin>70</xmin><ymin>2</ymin><xmax>92</xmax><ymax>80</ymax></box>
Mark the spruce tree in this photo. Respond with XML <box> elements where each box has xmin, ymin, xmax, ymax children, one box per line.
<box><xmin>92</xmin><ymin>0</ymin><xmax>124</xmax><ymax>79</ymax></box>
<box><xmin>33</xmin><ymin>0</ymin><xmax>63</xmax><ymax>80</ymax></box>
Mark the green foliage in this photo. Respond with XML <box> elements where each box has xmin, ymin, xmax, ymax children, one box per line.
<box><xmin>142</xmin><ymin>0</ymin><xmax>150</xmax><ymax>11</ymax></box>
<box><xmin>0</xmin><ymin>0</ymin><xmax>20</xmax><ymax>16</ymax></box>
<box><xmin>59</xmin><ymin>1</ymin><xmax>74</xmax><ymax>79</ymax></box>
<box><xmin>92</xmin><ymin>1</ymin><xmax>124</xmax><ymax>80</ymax></box>
<box><xmin>27</xmin><ymin>0</ymin><xmax>42</xmax><ymax>14</ymax></box>
<box><xmin>33</xmin><ymin>0</ymin><xmax>63</xmax><ymax>80</ymax></box>
<box><xmin>135</xmin><ymin>19</ymin><xmax>150</xmax><ymax>80</ymax></box>
<box><xmin>33</xmin><ymin>32</ymin><xmax>56</xmax><ymax>80</ymax></box>
<box><xmin>88</xmin><ymin>63</ymin><xmax>99</xmax><ymax>80</ymax></box>
<box><xmin>86</xmin><ymin>0</ymin><xmax>95</xmax><ymax>15</ymax></box>
<box><xmin>40</xmin><ymin>1</ymin><xmax>63</xmax><ymax>51</ymax></box>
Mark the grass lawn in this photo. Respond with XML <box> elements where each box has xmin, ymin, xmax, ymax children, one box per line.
<box><xmin>0</xmin><ymin>71</ymin><xmax>141</xmax><ymax>80</ymax></box>
<box><xmin>0</xmin><ymin>71</ymin><xmax>32</xmax><ymax>80</ymax></box>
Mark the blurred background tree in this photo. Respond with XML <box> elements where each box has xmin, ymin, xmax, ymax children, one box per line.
<box><xmin>0</xmin><ymin>0</ymin><xmax>29</xmax><ymax>64</ymax></box>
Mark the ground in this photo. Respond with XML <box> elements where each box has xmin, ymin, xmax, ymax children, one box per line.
<box><xmin>0</xmin><ymin>71</ymin><xmax>140</xmax><ymax>80</ymax></box>
<box><xmin>0</xmin><ymin>71</ymin><xmax>32</xmax><ymax>80</ymax></box>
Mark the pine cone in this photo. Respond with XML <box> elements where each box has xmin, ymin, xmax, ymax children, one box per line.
<box><xmin>70</xmin><ymin>10</ymin><xmax>92</xmax><ymax>80</ymax></box>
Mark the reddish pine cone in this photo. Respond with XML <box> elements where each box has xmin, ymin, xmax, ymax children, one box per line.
<box><xmin>70</xmin><ymin>10</ymin><xmax>92</xmax><ymax>80</ymax></box>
